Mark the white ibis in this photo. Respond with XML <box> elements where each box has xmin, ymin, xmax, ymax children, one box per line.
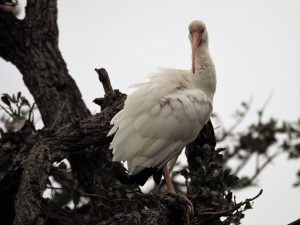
<box><xmin>108</xmin><ymin>20</ymin><xmax>216</xmax><ymax>203</ymax></box>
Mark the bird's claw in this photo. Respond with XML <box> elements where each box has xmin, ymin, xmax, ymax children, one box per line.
<box><xmin>178</xmin><ymin>193</ymin><xmax>194</xmax><ymax>224</ymax></box>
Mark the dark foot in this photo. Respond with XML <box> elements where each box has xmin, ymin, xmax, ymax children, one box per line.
<box><xmin>177</xmin><ymin>193</ymin><xmax>194</xmax><ymax>225</ymax></box>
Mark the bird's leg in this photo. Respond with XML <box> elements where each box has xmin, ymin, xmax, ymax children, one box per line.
<box><xmin>162</xmin><ymin>165</ymin><xmax>194</xmax><ymax>223</ymax></box>
<box><xmin>168</xmin><ymin>155</ymin><xmax>179</xmax><ymax>174</ymax></box>
<box><xmin>162</xmin><ymin>165</ymin><xmax>176</xmax><ymax>193</ymax></box>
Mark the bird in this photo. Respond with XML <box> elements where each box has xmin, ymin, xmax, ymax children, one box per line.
<box><xmin>108</xmin><ymin>20</ymin><xmax>216</xmax><ymax>196</ymax></box>
<box><xmin>0</xmin><ymin>1</ymin><xmax>20</xmax><ymax>16</ymax></box>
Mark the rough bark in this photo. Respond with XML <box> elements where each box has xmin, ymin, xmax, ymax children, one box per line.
<box><xmin>0</xmin><ymin>2</ymin><xmax>115</xmax><ymax>224</ymax></box>
<box><xmin>1</xmin><ymin>0</ymin><xmax>90</xmax><ymax>128</ymax></box>
<box><xmin>12</xmin><ymin>90</ymin><xmax>126</xmax><ymax>225</ymax></box>
<box><xmin>1</xmin><ymin>87</ymin><xmax>194</xmax><ymax>225</ymax></box>
<box><xmin>1</xmin><ymin>1</ymin><xmax>95</xmax><ymax>224</ymax></box>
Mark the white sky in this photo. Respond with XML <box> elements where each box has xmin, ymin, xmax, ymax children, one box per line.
<box><xmin>0</xmin><ymin>0</ymin><xmax>300</xmax><ymax>224</ymax></box>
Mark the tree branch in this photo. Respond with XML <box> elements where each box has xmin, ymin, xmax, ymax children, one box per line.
<box><xmin>25</xmin><ymin>0</ymin><xmax>59</xmax><ymax>44</ymax></box>
<box><xmin>248</xmin><ymin>152</ymin><xmax>280</xmax><ymax>184</ymax></box>
<box><xmin>13</xmin><ymin>89</ymin><xmax>126</xmax><ymax>225</ymax></box>
<box><xmin>40</xmin><ymin>193</ymin><xmax>191</xmax><ymax>225</ymax></box>
<box><xmin>94</xmin><ymin>68</ymin><xmax>116</xmax><ymax>109</ymax></box>
<box><xmin>0</xmin><ymin>9</ymin><xmax>23</xmax><ymax>63</ymax></box>
<box><xmin>199</xmin><ymin>189</ymin><xmax>263</xmax><ymax>216</ymax></box>
<box><xmin>288</xmin><ymin>218</ymin><xmax>300</xmax><ymax>225</ymax></box>
<box><xmin>33</xmin><ymin>90</ymin><xmax>125</xmax><ymax>156</ymax></box>
<box><xmin>234</xmin><ymin>153</ymin><xmax>252</xmax><ymax>175</ymax></box>
<box><xmin>14</xmin><ymin>143</ymin><xmax>61</xmax><ymax>225</ymax></box>
<box><xmin>95</xmin><ymin>68</ymin><xmax>114</xmax><ymax>96</ymax></box>
<box><xmin>1</xmin><ymin>0</ymin><xmax>90</xmax><ymax>128</ymax></box>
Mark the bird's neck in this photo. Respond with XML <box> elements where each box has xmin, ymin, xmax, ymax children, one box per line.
<box><xmin>193</xmin><ymin>44</ymin><xmax>216</xmax><ymax>100</ymax></box>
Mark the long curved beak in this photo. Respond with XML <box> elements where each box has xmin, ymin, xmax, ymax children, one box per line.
<box><xmin>192</xmin><ymin>31</ymin><xmax>202</xmax><ymax>74</ymax></box>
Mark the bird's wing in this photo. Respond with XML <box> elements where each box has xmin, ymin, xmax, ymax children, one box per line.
<box><xmin>108</xmin><ymin>69</ymin><xmax>212</xmax><ymax>174</ymax></box>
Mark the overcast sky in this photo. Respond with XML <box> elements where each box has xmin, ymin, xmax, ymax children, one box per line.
<box><xmin>0</xmin><ymin>0</ymin><xmax>299</xmax><ymax>224</ymax></box>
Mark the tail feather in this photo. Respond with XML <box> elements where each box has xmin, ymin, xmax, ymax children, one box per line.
<box><xmin>128</xmin><ymin>167</ymin><xmax>162</xmax><ymax>186</ymax></box>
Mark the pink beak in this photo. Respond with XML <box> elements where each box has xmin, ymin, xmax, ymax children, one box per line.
<box><xmin>192</xmin><ymin>31</ymin><xmax>202</xmax><ymax>74</ymax></box>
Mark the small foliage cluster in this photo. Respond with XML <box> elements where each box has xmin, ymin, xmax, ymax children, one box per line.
<box><xmin>0</xmin><ymin>92</ymin><xmax>35</xmax><ymax>133</ymax></box>
<box><xmin>216</xmin><ymin>101</ymin><xmax>300</xmax><ymax>188</ymax></box>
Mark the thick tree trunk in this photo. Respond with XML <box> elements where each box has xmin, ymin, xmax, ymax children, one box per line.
<box><xmin>17</xmin><ymin>46</ymin><xmax>90</xmax><ymax>128</ymax></box>
<box><xmin>1</xmin><ymin>1</ymin><xmax>99</xmax><ymax>224</ymax></box>
<box><xmin>0</xmin><ymin>0</ymin><xmax>90</xmax><ymax>128</ymax></box>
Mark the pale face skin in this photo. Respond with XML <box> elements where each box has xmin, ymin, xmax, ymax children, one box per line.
<box><xmin>188</xmin><ymin>21</ymin><xmax>208</xmax><ymax>73</ymax></box>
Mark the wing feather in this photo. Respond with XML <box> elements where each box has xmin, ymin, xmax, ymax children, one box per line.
<box><xmin>108</xmin><ymin>69</ymin><xmax>213</xmax><ymax>174</ymax></box>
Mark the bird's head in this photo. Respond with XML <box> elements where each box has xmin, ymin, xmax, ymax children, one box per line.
<box><xmin>188</xmin><ymin>20</ymin><xmax>208</xmax><ymax>74</ymax></box>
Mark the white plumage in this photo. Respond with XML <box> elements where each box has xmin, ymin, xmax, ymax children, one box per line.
<box><xmin>108</xmin><ymin>20</ymin><xmax>216</xmax><ymax>180</ymax></box>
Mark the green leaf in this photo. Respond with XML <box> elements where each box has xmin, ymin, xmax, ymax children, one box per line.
<box><xmin>11</xmin><ymin>94</ymin><xmax>17</xmax><ymax>103</ymax></box>
<box><xmin>244</xmin><ymin>201</ymin><xmax>252</xmax><ymax>210</ymax></box>
<box><xmin>1</xmin><ymin>95</ymin><xmax>11</xmax><ymax>107</ymax></box>
<box><xmin>17</xmin><ymin>91</ymin><xmax>21</xmax><ymax>101</ymax></box>
<box><xmin>20</xmin><ymin>97</ymin><xmax>30</xmax><ymax>107</ymax></box>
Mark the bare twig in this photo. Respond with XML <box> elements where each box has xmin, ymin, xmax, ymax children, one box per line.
<box><xmin>28</xmin><ymin>102</ymin><xmax>35</xmax><ymax>122</ymax></box>
<box><xmin>73</xmin><ymin>188</ymin><xmax>109</xmax><ymax>199</ymax></box>
<box><xmin>257</xmin><ymin>91</ymin><xmax>273</xmax><ymax>123</ymax></box>
<box><xmin>288</xmin><ymin>218</ymin><xmax>300</xmax><ymax>225</ymax></box>
<box><xmin>95</xmin><ymin>68</ymin><xmax>114</xmax><ymax>96</ymax></box>
<box><xmin>255</xmin><ymin>153</ymin><xmax>260</xmax><ymax>172</ymax></box>
<box><xmin>218</xmin><ymin>98</ymin><xmax>252</xmax><ymax>142</ymax></box>
<box><xmin>248</xmin><ymin>152</ymin><xmax>280</xmax><ymax>184</ymax></box>
<box><xmin>199</xmin><ymin>189</ymin><xmax>263</xmax><ymax>216</ymax></box>
<box><xmin>0</xmin><ymin>104</ymin><xmax>13</xmax><ymax>117</ymax></box>
<box><xmin>234</xmin><ymin>153</ymin><xmax>252</xmax><ymax>175</ymax></box>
